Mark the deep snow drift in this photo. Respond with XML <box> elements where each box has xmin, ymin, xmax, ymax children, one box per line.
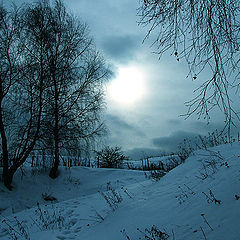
<box><xmin>0</xmin><ymin>143</ymin><xmax>240</xmax><ymax>239</ymax></box>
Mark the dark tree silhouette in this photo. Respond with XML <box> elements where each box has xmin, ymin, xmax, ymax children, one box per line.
<box><xmin>95</xmin><ymin>146</ymin><xmax>128</xmax><ymax>168</ymax></box>
<box><xmin>0</xmin><ymin>4</ymin><xmax>50</xmax><ymax>189</ymax></box>
<box><xmin>0</xmin><ymin>6</ymin><xmax>21</xmax><ymax>189</ymax></box>
<box><xmin>24</xmin><ymin>0</ymin><xmax>110</xmax><ymax>179</ymax></box>
<box><xmin>0</xmin><ymin>0</ymin><xmax>110</xmax><ymax>189</ymax></box>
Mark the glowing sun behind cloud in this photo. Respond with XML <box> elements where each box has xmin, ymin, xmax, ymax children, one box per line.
<box><xmin>108</xmin><ymin>66</ymin><xmax>145</xmax><ymax>106</ymax></box>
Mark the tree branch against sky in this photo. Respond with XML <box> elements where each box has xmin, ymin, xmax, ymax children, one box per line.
<box><xmin>138</xmin><ymin>0</ymin><xmax>240</xmax><ymax>132</ymax></box>
<box><xmin>0</xmin><ymin>2</ymin><xmax>51</xmax><ymax>189</ymax></box>
<box><xmin>0</xmin><ymin>0</ymin><xmax>110</xmax><ymax>189</ymax></box>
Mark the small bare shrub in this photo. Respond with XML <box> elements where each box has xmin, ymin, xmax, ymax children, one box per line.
<box><xmin>32</xmin><ymin>203</ymin><xmax>65</xmax><ymax>230</ymax></box>
<box><xmin>42</xmin><ymin>192</ymin><xmax>57</xmax><ymax>202</ymax></box>
<box><xmin>95</xmin><ymin>146</ymin><xmax>129</xmax><ymax>168</ymax></box>
<box><xmin>175</xmin><ymin>184</ymin><xmax>195</xmax><ymax>204</ymax></box>
<box><xmin>137</xmin><ymin>225</ymin><xmax>170</xmax><ymax>240</ymax></box>
<box><xmin>1</xmin><ymin>217</ymin><xmax>30</xmax><ymax>240</ymax></box>
<box><xmin>100</xmin><ymin>188</ymin><xmax>123</xmax><ymax>211</ymax></box>
<box><xmin>196</xmin><ymin>150</ymin><xmax>224</xmax><ymax>180</ymax></box>
<box><xmin>202</xmin><ymin>189</ymin><xmax>221</xmax><ymax>205</ymax></box>
<box><xmin>121</xmin><ymin>226</ymin><xmax>170</xmax><ymax>240</ymax></box>
<box><xmin>145</xmin><ymin>170</ymin><xmax>166</xmax><ymax>181</ymax></box>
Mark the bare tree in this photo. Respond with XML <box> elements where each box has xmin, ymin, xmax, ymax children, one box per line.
<box><xmin>0</xmin><ymin>2</ymin><xmax>53</xmax><ymax>189</ymax></box>
<box><xmin>0</xmin><ymin>6</ymin><xmax>21</xmax><ymax>189</ymax></box>
<box><xmin>138</xmin><ymin>1</ymin><xmax>240</xmax><ymax>130</ymax></box>
<box><xmin>30</xmin><ymin>0</ymin><xmax>110</xmax><ymax>178</ymax></box>
<box><xmin>0</xmin><ymin>0</ymin><xmax>109</xmax><ymax>189</ymax></box>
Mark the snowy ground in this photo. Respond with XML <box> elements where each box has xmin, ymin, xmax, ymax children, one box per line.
<box><xmin>0</xmin><ymin>143</ymin><xmax>240</xmax><ymax>239</ymax></box>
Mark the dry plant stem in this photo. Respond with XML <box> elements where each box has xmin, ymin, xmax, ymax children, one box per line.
<box><xmin>183</xmin><ymin>184</ymin><xmax>195</xmax><ymax>195</ymax></box>
<box><xmin>121</xmin><ymin>229</ymin><xmax>131</xmax><ymax>240</ymax></box>
<box><xmin>201</xmin><ymin>214</ymin><xmax>213</xmax><ymax>231</ymax></box>
<box><xmin>172</xmin><ymin>230</ymin><xmax>175</xmax><ymax>240</ymax></box>
<box><xmin>200</xmin><ymin>226</ymin><xmax>208</xmax><ymax>240</ymax></box>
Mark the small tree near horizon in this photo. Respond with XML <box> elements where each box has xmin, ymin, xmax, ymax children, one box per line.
<box><xmin>95</xmin><ymin>146</ymin><xmax>128</xmax><ymax>169</ymax></box>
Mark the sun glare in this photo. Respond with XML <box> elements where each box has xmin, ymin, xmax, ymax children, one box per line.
<box><xmin>108</xmin><ymin>66</ymin><xmax>145</xmax><ymax>106</ymax></box>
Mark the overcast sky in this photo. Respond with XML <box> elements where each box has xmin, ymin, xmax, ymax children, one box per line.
<box><xmin>6</xmin><ymin>0</ymin><xmax>238</xmax><ymax>159</ymax></box>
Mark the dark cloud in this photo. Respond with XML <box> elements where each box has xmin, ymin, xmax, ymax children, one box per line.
<box><xmin>126</xmin><ymin>147</ymin><xmax>166</xmax><ymax>160</ymax></box>
<box><xmin>101</xmin><ymin>35</ymin><xmax>141</xmax><ymax>63</ymax></box>
<box><xmin>168</xmin><ymin>119</ymin><xmax>182</xmax><ymax>126</ymax></box>
<box><xmin>152</xmin><ymin>131</ymin><xmax>200</xmax><ymax>152</ymax></box>
<box><xmin>103</xmin><ymin>114</ymin><xmax>147</xmax><ymax>151</ymax></box>
<box><xmin>152</xmin><ymin>121</ymin><xmax>240</xmax><ymax>153</ymax></box>
<box><xmin>105</xmin><ymin>114</ymin><xmax>145</xmax><ymax>137</ymax></box>
<box><xmin>188</xmin><ymin>120</ymin><xmax>240</xmax><ymax>136</ymax></box>
<box><xmin>189</xmin><ymin>121</ymin><xmax>223</xmax><ymax>132</ymax></box>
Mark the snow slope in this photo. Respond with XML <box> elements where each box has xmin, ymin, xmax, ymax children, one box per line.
<box><xmin>0</xmin><ymin>143</ymin><xmax>240</xmax><ymax>239</ymax></box>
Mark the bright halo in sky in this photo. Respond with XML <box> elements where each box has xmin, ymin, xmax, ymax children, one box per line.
<box><xmin>108</xmin><ymin>66</ymin><xmax>145</xmax><ymax>106</ymax></box>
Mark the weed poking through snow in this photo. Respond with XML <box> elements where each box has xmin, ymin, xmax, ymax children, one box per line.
<box><xmin>137</xmin><ymin>225</ymin><xmax>170</xmax><ymax>240</ymax></box>
<box><xmin>1</xmin><ymin>216</ymin><xmax>30</xmax><ymax>240</ymax></box>
<box><xmin>42</xmin><ymin>192</ymin><xmax>57</xmax><ymax>202</ymax></box>
<box><xmin>32</xmin><ymin>202</ymin><xmax>65</xmax><ymax>230</ymax></box>
<box><xmin>121</xmin><ymin>226</ymin><xmax>170</xmax><ymax>240</ymax></box>
<box><xmin>99</xmin><ymin>188</ymin><xmax>122</xmax><ymax>211</ymax></box>
<box><xmin>100</xmin><ymin>182</ymin><xmax>134</xmax><ymax>211</ymax></box>
<box><xmin>202</xmin><ymin>189</ymin><xmax>221</xmax><ymax>204</ymax></box>
<box><xmin>145</xmin><ymin>170</ymin><xmax>166</xmax><ymax>181</ymax></box>
<box><xmin>121</xmin><ymin>229</ymin><xmax>131</xmax><ymax>240</ymax></box>
<box><xmin>200</xmin><ymin>213</ymin><xmax>213</xmax><ymax>231</ymax></box>
<box><xmin>175</xmin><ymin>184</ymin><xmax>195</xmax><ymax>204</ymax></box>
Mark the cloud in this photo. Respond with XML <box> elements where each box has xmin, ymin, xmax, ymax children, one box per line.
<box><xmin>152</xmin><ymin>118</ymin><xmax>240</xmax><ymax>153</ymax></box>
<box><xmin>105</xmin><ymin>114</ymin><xmax>145</xmax><ymax>137</ymax></box>
<box><xmin>103</xmin><ymin>114</ymin><xmax>147</xmax><ymax>150</ymax></box>
<box><xmin>188</xmin><ymin>120</ymin><xmax>240</xmax><ymax>136</ymax></box>
<box><xmin>125</xmin><ymin>147</ymin><xmax>166</xmax><ymax>160</ymax></box>
<box><xmin>189</xmin><ymin>121</ymin><xmax>223</xmax><ymax>132</ymax></box>
<box><xmin>152</xmin><ymin>131</ymin><xmax>200</xmax><ymax>152</ymax></box>
<box><xmin>101</xmin><ymin>35</ymin><xmax>141</xmax><ymax>63</ymax></box>
<box><xmin>167</xmin><ymin>119</ymin><xmax>182</xmax><ymax>126</ymax></box>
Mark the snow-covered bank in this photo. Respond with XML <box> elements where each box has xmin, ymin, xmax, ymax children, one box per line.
<box><xmin>0</xmin><ymin>167</ymin><xmax>146</xmax><ymax>217</ymax></box>
<box><xmin>0</xmin><ymin>143</ymin><xmax>240</xmax><ymax>239</ymax></box>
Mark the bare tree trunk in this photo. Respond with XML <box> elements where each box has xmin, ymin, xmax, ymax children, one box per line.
<box><xmin>49</xmin><ymin>118</ymin><xmax>60</xmax><ymax>178</ymax></box>
<box><xmin>0</xmin><ymin>104</ymin><xmax>12</xmax><ymax>190</ymax></box>
<box><xmin>49</xmin><ymin>74</ymin><xmax>60</xmax><ymax>178</ymax></box>
<box><xmin>0</xmin><ymin>78</ymin><xmax>12</xmax><ymax>190</ymax></box>
<box><xmin>0</xmin><ymin>100</ymin><xmax>15</xmax><ymax>190</ymax></box>
<box><xmin>0</xmin><ymin>62</ymin><xmax>45</xmax><ymax>189</ymax></box>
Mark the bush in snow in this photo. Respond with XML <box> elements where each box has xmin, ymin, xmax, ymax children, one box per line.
<box><xmin>100</xmin><ymin>188</ymin><xmax>123</xmax><ymax>211</ymax></box>
<box><xmin>1</xmin><ymin>217</ymin><xmax>30</xmax><ymax>240</ymax></box>
<box><xmin>145</xmin><ymin>170</ymin><xmax>166</xmax><ymax>181</ymax></box>
<box><xmin>121</xmin><ymin>225</ymin><xmax>170</xmax><ymax>240</ymax></box>
<box><xmin>33</xmin><ymin>203</ymin><xmax>65</xmax><ymax>230</ymax></box>
<box><xmin>138</xmin><ymin>225</ymin><xmax>170</xmax><ymax>240</ymax></box>
<box><xmin>95</xmin><ymin>146</ymin><xmax>129</xmax><ymax>168</ymax></box>
<box><xmin>41</xmin><ymin>192</ymin><xmax>57</xmax><ymax>202</ymax></box>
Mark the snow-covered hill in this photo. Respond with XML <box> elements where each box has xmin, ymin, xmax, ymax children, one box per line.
<box><xmin>0</xmin><ymin>143</ymin><xmax>240</xmax><ymax>239</ymax></box>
